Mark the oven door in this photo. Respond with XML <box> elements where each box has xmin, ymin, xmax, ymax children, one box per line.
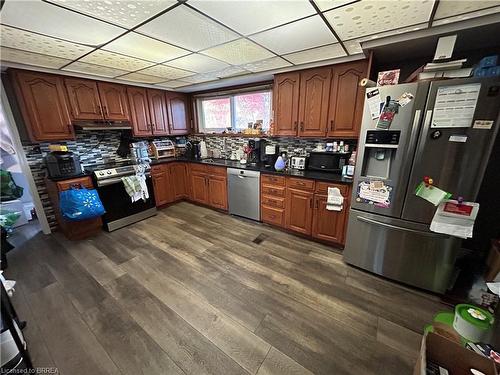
<box><xmin>96</xmin><ymin>175</ymin><xmax>156</xmax><ymax>231</ymax></box>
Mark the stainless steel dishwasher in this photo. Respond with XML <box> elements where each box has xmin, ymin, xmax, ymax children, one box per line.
<box><xmin>227</xmin><ymin>168</ymin><xmax>260</xmax><ymax>221</ymax></box>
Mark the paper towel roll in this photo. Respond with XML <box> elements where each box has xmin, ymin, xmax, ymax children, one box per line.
<box><xmin>359</xmin><ymin>78</ymin><xmax>376</xmax><ymax>87</ymax></box>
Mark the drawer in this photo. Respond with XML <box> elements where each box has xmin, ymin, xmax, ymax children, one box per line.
<box><xmin>261</xmin><ymin>196</ymin><xmax>285</xmax><ymax>209</ymax></box>
<box><xmin>315</xmin><ymin>181</ymin><xmax>349</xmax><ymax>196</ymax></box>
<box><xmin>190</xmin><ymin>163</ymin><xmax>207</xmax><ymax>173</ymax></box>
<box><xmin>56</xmin><ymin>176</ymin><xmax>93</xmax><ymax>191</ymax></box>
<box><xmin>151</xmin><ymin>164</ymin><xmax>166</xmax><ymax>174</ymax></box>
<box><xmin>207</xmin><ymin>165</ymin><xmax>227</xmax><ymax>176</ymax></box>
<box><xmin>261</xmin><ymin>185</ymin><xmax>285</xmax><ymax>197</ymax></box>
<box><xmin>261</xmin><ymin>206</ymin><xmax>285</xmax><ymax>227</ymax></box>
<box><xmin>287</xmin><ymin>177</ymin><xmax>315</xmax><ymax>191</ymax></box>
<box><xmin>261</xmin><ymin>174</ymin><xmax>285</xmax><ymax>186</ymax></box>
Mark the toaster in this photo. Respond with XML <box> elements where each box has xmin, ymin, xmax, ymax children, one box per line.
<box><xmin>290</xmin><ymin>156</ymin><xmax>307</xmax><ymax>170</ymax></box>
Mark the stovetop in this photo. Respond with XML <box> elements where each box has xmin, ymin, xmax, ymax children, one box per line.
<box><xmin>83</xmin><ymin>160</ymin><xmax>133</xmax><ymax>172</ymax></box>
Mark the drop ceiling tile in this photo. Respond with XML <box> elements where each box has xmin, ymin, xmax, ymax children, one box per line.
<box><xmin>434</xmin><ymin>0</ymin><xmax>500</xmax><ymax>20</ymax></box>
<box><xmin>117</xmin><ymin>72</ymin><xmax>167</xmax><ymax>84</ymax></box>
<box><xmin>0</xmin><ymin>47</ymin><xmax>72</xmax><ymax>69</ymax></box>
<box><xmin>0</xmin><ymin>25</ymin><xmax>93</xmax><ymax>60</ymax></box>
<box><xmin>201</xmin><ymin>39</ymin><xmax>274</xmax><ymax>65</ymax></box>
<box><xmin>62</xmin><ymin>62</ymin><xmax>129</xmax><ymax>78</ymax></box>
<box><xmin>190</xmin><ymin>0</ymin><xmax>316</xmax><ymax>35</ymax></box>
<box><xmin>250</xmin><ymin>15</ymin><xmax>338</xmax><ymax>55</ymax></box>
<box><xmin>283</xmin><ymin>43</ymin><xmax>346</xmax><ymax>65</ymax></box>
<box><xmin>241</xmin><ymin>57</ymin><xmax>292</xmax><ymax>72</ymax></box>
<box><xmin>165</xmin><ymin>54</ymin><xmax>229</xmax><ymax>73</ymax></box>
<box><xmin>136</xmin><ymin>5</ymin><xmax>239</xmax><ymax>52</ymax></box>
<box><xmin>344</xmin><ymin>40</ymin><xmax>364</xmax><ymax>54</ymax></box>
<box><xmin>216</xmin><ymin>66</ymin><xmax>249</xmax><ymax>78</ymax></box>
<box><xmin>155</xmin><ymin>80</ymin><xmax>192</xmax><ymax>89</ymax></box>
<box><xmin>0</xmin><ymin>0</ymin><xmax>124</xmax><ymax>46</ymax></box>
<box><xmin>138</xmin><ymin>64</ymin><xmax>195</xmax><ymax>80</ymax></box>
<box><xmin>104</xmin><ymin>32</ymin><xmax>190</xmax><ymax>63</ymax></box>
<box><xmin>46</xmin><ymin>0</ymin><xmax>177</xmax><ymax>28</ymax></box>
<box><xmin>181</xmin><ymin>74</ymin><xmax>219</xmax><ymax>84</ymax></box>
<box><xmin>314</xmin><ymin>0</ymin><xmax>359</xmax><ymax>12</ymax></box>
<box><xmin>80</xmin><ymin>50</ymin><xmax>155</xmax><ymax>71</ymax></box>
<box><xmin>324</xmin><ymin>0</ymin><xmax>434</xmax><ymax>40</ymax></box>
<box><xmin>433</xmin><ymin>6</ymin><xmax>500</xmax><ymax>26</ymax></box>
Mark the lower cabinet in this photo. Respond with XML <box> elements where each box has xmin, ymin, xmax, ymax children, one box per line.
<box><xmin>152</xmin><ymin>165</ymin><xmax>174</xmax><ymax>206</ymax></box>
<box><xmin>285</xmin><ymin>188</ymin><xmax>314</xmax><ymax>235</ymax></box>
<box><xmin>312</xmin><ymin>194</ymin><xmax>347</xmax><ymax>244</ymax></box>
<box><xmin>190</xmin><ymin>172</ymin><xmax>209</xmax><ymax>204</ymax></box>
<box><xmin>187</xmin><ymin>164</ymin><xmax>228</xmax><ymax>210</ymax></box>
<box><xmin>208</xmin><ymin>175</ymin><xmax>228</xmax><ymax>210</ymax></box>
<box><xmin>170</xmin><ymin>162</ymin><xmax>188</xmax><ymax>200</ymax></box>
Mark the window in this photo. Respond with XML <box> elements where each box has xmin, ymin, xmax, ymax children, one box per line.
<box><xmin>197</xmin><ymin>89</ymin><xmax>272</xmax><ymax>133</ymax></box>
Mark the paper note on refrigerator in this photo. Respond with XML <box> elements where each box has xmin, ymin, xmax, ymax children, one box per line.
<box><xmin>430</xmin><ymin>200</ymin><xmax>479</xmax><ymax>238</ymax></box>
<box><xmin>366</xmin><ymin>89</ymin><xmax>382</xmax><ymax>120</ymax></box>
<box><xmin>431</xmin><ymin>83</ymin><xmax>481</xmax><ymax>128</ymax></box>
<box><xmin>415</xmin><ymin>182</ymin><xmax>452</xmax><ymax>206</ymax></box>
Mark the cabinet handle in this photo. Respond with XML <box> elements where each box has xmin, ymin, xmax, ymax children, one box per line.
<box><xmin>293</xmin><ymin>121</ymin><xmax>298</xmax><ymax>131</ymax></box>
<box><xmin>330</xmin><ymin>120</ymin><xmax>334</xmax><ymax>130</ymax></box>
<box><xmin>103</xmin><ymin>106</ymin><xmax>108</xmax><ymax>116</ymax></box>
<box><xmin>300</xmin><ymin>122</ymin><xmax>304</xmax><ymax>131</ymax></box>
<box><xmin>97</xmin><ymin>106</ymin><xmax>102</xmax><ymax>115</ymax></box>
<box><xmin>67</xmin><ymin>124</ymin><xmax>72</xmax><ymax>133</ymax></box>
<box><xmin>315</xmin><ymin>199</ymin><xmax>319</xmax><ymax>209</ymax></box>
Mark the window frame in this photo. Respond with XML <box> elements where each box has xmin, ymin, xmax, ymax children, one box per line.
<box><xmin>196</xmin><ymin>88</ymin><xmax>272</xmax><ymax>134</ymax></box>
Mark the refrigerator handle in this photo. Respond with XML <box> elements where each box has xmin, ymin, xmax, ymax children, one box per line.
<box><xmin>356</xmin><ymin>216</ymin><xmax>447</xmax><ymax>238</ymax></box>
<box><xmin>423</xmin><ymin>109</ymin><xmax>433</xmax><ymax>129</ymax></box>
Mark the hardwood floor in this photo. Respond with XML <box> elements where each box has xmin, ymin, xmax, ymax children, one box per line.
<box><xmin>6</xmin><ymin>202</ymin><xmax>451</xmax><ymax>375</ymax></box>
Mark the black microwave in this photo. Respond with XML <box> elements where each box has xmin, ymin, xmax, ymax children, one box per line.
<box><xmin>308</xmin><ymin>151</ymin><xmax>350</xmax><ymax>173</ymax></box>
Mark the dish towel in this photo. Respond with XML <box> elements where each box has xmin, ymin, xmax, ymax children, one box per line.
<box><xmin>326</xmin><ymin>187</ymin><xmax>344</xmax><ymax>211</ymax></box>
<box><xmin>121</xmin><ymin>175</ymin><xmax>149</xmax><ymax>203</ymax></box>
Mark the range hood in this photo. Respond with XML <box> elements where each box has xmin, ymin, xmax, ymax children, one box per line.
<box><xmin>73</xmin><ymin>121</ymin><xmax>132</xmax><ymax>130</ymax></box>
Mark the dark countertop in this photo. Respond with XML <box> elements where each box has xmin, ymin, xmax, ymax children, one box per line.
<box><xmin>151</xmin><ymin>157</ymin><xmax>353</xmax><ymax>184</ymax></box>
<box><xmin>46</xmin><ymin>171</ymin><xmax>92</xmax><ymax>182</ymax></box>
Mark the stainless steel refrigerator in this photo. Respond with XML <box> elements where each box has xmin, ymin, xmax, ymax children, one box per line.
<box><xmin>343</xmin><ymin>77</ymin><xmax>500</xmax><ymax>293</ymax></box>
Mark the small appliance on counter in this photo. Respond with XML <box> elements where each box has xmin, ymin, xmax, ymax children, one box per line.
<box><xmin>151</xmin><ymin>139</ymin><xmax>175</xmax><ymax>159</ymax></box>
<box><xmin>247</xmin><ymin>139</ymin><xmax>263</xmax><ymax>164</ymax></box>
<box><xmin>260</xmin><ymin>142</ymin><xmax>279</xmax><ymax>167</ymax></box>
<box><xmin>308</xmin><ymin>151</ymin><xmax>350</xmax><ymax>173</ymax></box>
<box><xmin>45</xmin><ymin>145</ymin><xmax>82</xmax><ymax>178</ymax></box>
<box><xmin>290</xmin><ymin>156</ymin><xmax>307</xmax><ymax>170</ymax></box>
<box><xmin>174</xmin><ymin>137</ymin><xmax>187</xmax><ymax>156</ymax></box>
<box><xmin>130</xmin><ymin>141</ymin><xmax>151</xmax><ymax>164</ymax></box>
<box><xmin>186</xmin><ymin>140</ymin><xmax>201</xmax><ymax>159</ymax></box>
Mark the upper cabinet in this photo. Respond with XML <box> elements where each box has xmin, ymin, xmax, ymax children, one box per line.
<box><xmin>147</xmin><ymin>89</ymin><xmax>170</xmax><ymax>136</ymax></box>
<box><xmin>166</xmin><ymin>92</ymin><xmax>190</xmax><ymax>135</ymax></box>
<box><xmin>65</xmin><ymin>79</ymin><xmax>130</xmax><ymax>122</ymax></box>
<box><xmin>327</xmin><ymin>61</ymin><xmax>367</xmax><ymax>138</ymax></box>
<box><xmin>272</xmin><ymin>60</ymin><xmax>368</xmax><ymax>138</ymax></box>
<box><xmin>127</xmin><ymin>87</ymin><xmax>151</xmax><ymax>137</ymax></box>
<box><xmin>13</xmin><ymin>70</ymin><xmax>74</xmax><ymax>141</ymax></box>
<box><xmin>273</xmin><ymin>72</ymin><xmax>300</xmax><ymax>136</ymax></box>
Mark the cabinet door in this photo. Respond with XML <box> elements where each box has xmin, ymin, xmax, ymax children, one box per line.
<box><xmin>147</xmin><ymin>89</ymin><xmax>170</xmax><ymax>136</ymax></box>
<box><xmin>208</xmin><ymin>176</ymin><xmax>227</xmax><ymax>210</ymax></box>
<box><xmin>127</xmin><ymin>87</ymin><xmax>152</xmax><ymax>137</ymax></box>
<box><xmin>166</xmin><ymin>92</ymin><xmax>189</xmax><ymax>135</ymax></box>
<box><xmin>64</xmin><ymin>78</ymin><xmax>103</xmax><ymax>120</ymax></box>
<box><xmin>298</xmin><ymin>67</ymin><xmax>331</xmax><ymax>137</ymax></box>
<box><xmin>152</xmin><ymin>169</ymin><xmax>173</xmax><ymax>206</ymax></box>
<box><xmin>273</xmin><ymin>72</ymin><xmax>300</xmax><ymax>136</ymax></box>
<box><xmin>97</xmin><ymin>82</ymin><xmax>130</xmax><ymax>121</ymax></box>
<box><xmin>285</xmin><ymin>188</ymin><xmax>313</xmax><ymax>235</ymax></box>
<box><xmin>191</xmin><ymin>173</ymin><xmax>208</xmax><ymax>204</ymax></box>
<box><xmin>327</xmin><ymin>61</ymin><xmax>367</xmax><ymax>137</ymax></box>
<box><xmin>14</xmin><ymin>71</ymin><xmax>74</xmax><ymax>141</ymax></box>
<box><xmin>312</xmin><ymin>194</ymin><xmax>346</xmax><ymax>244</ymax></box>
<box><xmin>170</xmin><ymin>163</ymin><xmax>188</xmax><ymax>200</ymax></box>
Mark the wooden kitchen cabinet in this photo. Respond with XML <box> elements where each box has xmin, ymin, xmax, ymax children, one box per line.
<box><xmin>64</xmin><ymin>78</ymin><xmax>102</xmax><ymax>120</ymax></box>
<box><xmin>166</xmin><ymin>92</ymin><xmax>189</xmax><ymax>135</ymax></box>
<box><xmin>298</xmin><ymin>67</ymin><xmax>331</xmax><ymax>137</ymax></box>
<box><xmin>127</xmin><ymin>87</ymin><xmax>152</xmax><ymax>137</ymax></box>
<box><xmin>327</xmin><ymin>61</ymin><xmax>367</xmax><ymax>137</ymax></box>
<box><xmin>273</xmin><ymin>72</ymin><xmax>300</xmax><ymax>136</ymax></box>
<box><xmin>208</xmin><ymin>175</ymin><xmax>228</xmax><ymax>210</ymax></box>
<box><xmin>312</xmin><ymin>194</ymin><xmax>347</xmax><ymax>244</ymax></box>
<box><xmin>169</xmin><ymin>163</ymin><xmax>188</xmax><ymax>200</ymax></box>
<box><xmin>148</xmin><ymin>89</ymin><xmax>170</xmax><ymax>136</ymax></box>
<box><xmin>151</xmin><ymin>165</ymin><xmax>174</xmax><ymax>206</ymax></box>
<box><xmin>97</xmin><ymin>82</ymin><xmax>130</xmax><ymax>121</ymax></box>
<box><xmin>13</xmin><ymin>70</ymin><xmax>74</xmax><ymax>141</ymax></box>
<box><xmin>190</xmin><ymin>172</ymin><xmax>209</xmax><ymax>204</ymax></box>
<box><xmin>285</xmin><ymin>188</ymin><xmax>314</xmax><ymax>235</ymax></box>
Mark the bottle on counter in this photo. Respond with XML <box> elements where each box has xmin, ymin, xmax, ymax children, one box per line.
<box><xmin>343</xmin><ymin>150</ymin><xmax>356</xmax><ymax>179</ymax></box>
<box><xmin>339</xmin><ymin>141</ymin><xmax>344</xmax><ymax>153</ymax></box>
<box><xmin>333</xmin><ymin>141</ymin><xmax>338</xmax><ymax>152</ymax></box>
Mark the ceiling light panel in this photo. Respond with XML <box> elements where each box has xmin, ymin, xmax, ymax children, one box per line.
<box><xmin>314</xmin><ymin>0</ymin><xmax>359</xmax><ymax>12</ymax></box>
<box><xmin>166</xmin><ymin>54</ymin><xmax>229</xmax><ymax>73</ymax></box>
<box><xmin>241</xmin><ymin>57</ymin><xmax>292</xmax><ymax>72</ymax></box>
<box><xmin>190</xmin><ymin>0</ymin><xmax>316</xmax><ymax>35</ymax></box>
<box><xmin>202</xmin><ymin>39</ymin><xmax>274</xmax><ymax>65</ymax></box>
<box><xmin>117</xmin><ymin>72</ymin><xmax>167</xmax><ymax>84</ymax></box>
<box><xmin>250</xmin><ymin>15</ymin><xmax>338</xmax><ymax>55</ymax></box>
<box><xmin>0</xmin><ymin>47</ymin><xmax>72</xmax><ymax>69</ymax></box>
<box><xmin>0</xmin><ymin>25</ymin><xmax>93</xmax><ymax>60</ymax></box>
<box><xmin>283</xmin><ymin>43</ymin><xmax>346</xmax><ymax>65</ymax></box>
<box><xmin>104</xmin><ymin>32</ymin><xmax>190</xmax><ymax>63</ymax></box>
<box><xmin>0</xmin><ymin>0</ymin><xmax>124</xmax><ymax>46</ymax></box>
<box><xmin>46</xmin><ymin>0</ymin><xmax>177</xmax><ymax>29</ymax></box>
<box><xmin>80</xmin><ymin>50</ymin><xmax>155</xmax><ymax>71</ymax></box>
<box><xmin>324</xmin><ymin>0</ymin><xmax>434</xmax><ymax>40</ymax></box>
<box><xmin>433</xmin><ymin>6</ymin><xmax>500</xmax><ymax>26</ymax></box>
<box><xmin>155</xmin><ymin>80</ymin><xmax>191</xmax><ymax>88</ymax></box>
<box><xmin>136</xmin><ymin>5</ymin><xmax>239</xmax><ymax>52</ymax></box>
<box><xmin>138</xmin><ymin>65</ymin><xmax>194</xmax><ymax>80</ymax></box>
<box><xmin>62</xmin><ymin>62</ymin><xmax>129</xmax><ymax>78</ymax></box>
<box><xmin>434</xmin><ymin>0</ymin><xmax>500</xmax><ymax>19</ymax></box>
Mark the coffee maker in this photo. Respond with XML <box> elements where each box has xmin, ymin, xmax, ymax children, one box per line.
<box><xmin>186</xmin><ymin>140</ymin><xmax>201</xmax><ymax>159</ymax></box>
<box><xmin>247</xmin><ymin>139</ymin><xmax>263</xmax><ymax>165</ymax></box>
<box><xmin>260</xmin><ymin>140</ymin><xmax>279</xmax><ymax>167</ymax></box>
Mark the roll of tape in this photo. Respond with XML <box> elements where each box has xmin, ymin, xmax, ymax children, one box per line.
<box><xmin>453</xmin><ymin>304</ymin><xmax>494</xmax><ymax>342</ymax></box>
<box><xmin>359</xmin><ymin>78</ymin><xmax>376</xmax><ymax>87</ymax></box>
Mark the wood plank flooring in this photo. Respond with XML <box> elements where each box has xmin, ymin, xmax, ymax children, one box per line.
<box><xmin>6</xmin><ymin>202</ymin><xmax>452</xmax><ymax>375</ymax></box>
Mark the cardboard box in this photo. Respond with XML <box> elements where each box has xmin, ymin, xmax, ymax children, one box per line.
<box><xmin>414</xmin><ymin>332</ymin><xmax>498</xmax><ymax>375</ymax></box>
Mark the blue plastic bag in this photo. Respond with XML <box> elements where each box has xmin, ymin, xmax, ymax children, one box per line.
<box><xmin>59</xmin><ymin>186</ymin><xmax>105</xmax><ymax>221</ymax></box>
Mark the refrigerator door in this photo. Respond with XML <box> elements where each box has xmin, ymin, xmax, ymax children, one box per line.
<box><xmin>343</xmin><ymin>209</ymin><xmax>460</xmax><ymax>293</ymax></box>
<box><xmin>350</xmin><ymin>82</ymin><xmax>430</xmax><ymax>218</ymax></box>
<box><xmin>402</xmin><ymin>77</ymin><xmax>500</xmax><ymax>224</ymax></box>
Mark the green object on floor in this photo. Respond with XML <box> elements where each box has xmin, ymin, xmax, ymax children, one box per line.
<box><xmin>434</xmin><ymin>311</ymin><xmax>454</xmax><ymax>325</ymax></box>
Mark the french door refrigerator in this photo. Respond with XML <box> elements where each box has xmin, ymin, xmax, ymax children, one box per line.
<box><xmin>343</xmin><ymin>77</ymin><xmax>500</xmax><ymax>293</ymax></box>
